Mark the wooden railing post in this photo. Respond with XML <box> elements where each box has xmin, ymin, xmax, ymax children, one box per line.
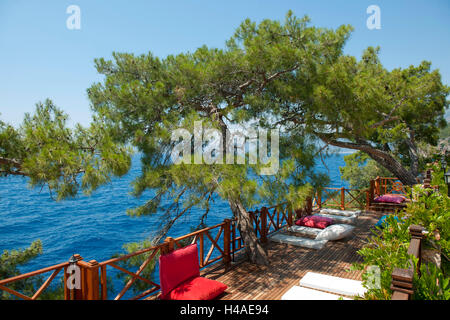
<box><xmin>426</xmin><ymin>169</ymin><xmax>432</xmax><ymax>181</ymax></box>
<box><xmin>391</xmin><ymin>268</ymin><xmax>414</xmax><ymax>300</ymax></box>
<box><xmin>287</xmin><ymin>206</ymin><xmax>293</xmax><ymax>227</ymax></box>
<box><xmin>85</xmin><ymin>261</ymin><xmax>100</xmax><ymax>300</ymax></box>
<box><xmin>223</xmin><ymin>219</ymin><xmax>231</xmax><ymax>265</ymax></box>
<box><xmin>408</xmin><ymin>225</ymin><xmax>425</xmax><ymax>273</ymax></box>
<box><xmin>340</xmin><ymin>187</ymin><xmax>345</xmax><ymax>210</ymax></box>
<box><xmin>423</xmin><ymin>177</ymin><xmax>431</xmax><ymax>189</ymax></box>
<box><xmin>368</xmin><ymin>180</ymin><xmax>375</xmax><ymax>209</ymax></box>
<box><xmin>100</xmin><ymin>265</ymin><xmax>107</xmax><ymax>300</ymax></box>
<box><xmin>260</xmin><ymin>207</ymin><xmax>268</xmax><ymax>244</ymax></box>
<box><xmin>162</xmin><ymin>237</ymin><xmax>175</xmax><ymax>255</ymax></box>
<box><xmin>365</xmin><ymin>190</ymin><xmax>370</xmax><ymax>211</ymax></box>
<box><xmin>75</xmin><ymin>259</ymin><xmax>100</xmax><ymax>300</ymax></box>
<box><xmin>231</xmin><ymin>220</ymin><xmax>236</xmax><ymax>260</ymax></box>
<box><xmin>374</xmin><ymin>177</ymin><xmax>380</xmax><ymax>197</ymax></box>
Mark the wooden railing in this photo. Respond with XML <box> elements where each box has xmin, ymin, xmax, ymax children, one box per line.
<box><xmin>372</xmin><ymin>176</ymin><xmax>407</xmax><ymax>197</ymax></box>
<box><xmin>313</xmin><ymin>187</ymin><xmax>368</xmax><ymax>211</ymax></box>
<box><xmin>390</xmin><ymin>225</ymin><xmax>425</xmax><ymax>300</ymax></box>
<box><xmin>0</xmin><ymin>261</ymin><xmax>70</xmax><ymax>300</ymax></box>
<box><xmin>0</xmin><ymin>201</ymin><xmax>301</xmax><ymax>300</ymax></box>
<box><xmin>249</xmin><ymin>202</ymin><xmax>298</xmax><ymax>241</ymax></box>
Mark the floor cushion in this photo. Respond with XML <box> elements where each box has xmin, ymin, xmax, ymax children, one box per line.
<box><xmin>319</xmin><ymin>208</ymin><xmax>361</xmax><ymax>217</ymax></box>
<box><xmin>373</xmin><ymin>194</ymin><xmax>406</xmax><ymax>204</ymax></box>
<box><xmin>315</xmin><ymin>224</ymin><xmax>355</xmax><ymax>241</ymax></box>
<box><xmin>164</xmin><ymin>276</ymin><xmax>228</xmax><ymax>300</ymax></box>
<box><xmin>313</xmin><ymin>213</ymin><xmax>357</xmax><ymax>225</ymax></box>
<box><xmin>295</xmin><ymin>215</ymin><xmax>333</xmax><ymax>229</ymax></box>
<box><xmin>159</xmin><ymin>244</ymin><xmax>200</xmax><ymax>299</ymax></box>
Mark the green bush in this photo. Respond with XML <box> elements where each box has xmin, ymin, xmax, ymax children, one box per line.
<box><xmin>351</xmin><ymin>167</ymin><xmax>449</xmax><ymax>300</ymax></box>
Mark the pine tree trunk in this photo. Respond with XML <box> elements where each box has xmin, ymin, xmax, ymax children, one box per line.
<box><xmin>228</xmin><ymin>198</ymin><xmax>269</xmax><ymax>266</ymax></box>
<box><xmin>217</xmin><ymin>114</ymin><xmax>269</xmax><ymax>265</ymax></box>
<box><xmin>366</xmin><ymin>150</ymin><xmax>418</xmax><ymax>185</ymax></box>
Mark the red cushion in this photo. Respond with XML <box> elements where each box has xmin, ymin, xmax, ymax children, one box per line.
<box><xmin>163</xmin><ymin>276</ymin><xmax>228</xmax><ymax>300</ymax></box>
<box><xmin>159</xmin><ymin>244</ymin><xmax>200</xmax><ymax>299</ymax></box>
<box><xmin>295</xmin><ymin>216</ymin><xmax>333</xmax><ymax>229</ymax></box>
<box><xmin>373</xmin><ymin>194</ymin><xmax>406</xmax><ymax>204</ymax></box>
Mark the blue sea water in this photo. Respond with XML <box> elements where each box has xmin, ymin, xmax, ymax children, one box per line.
<box><xmin>0</xmin><ymin>153</ymin><xmax>349</xmax><ymax>297</ymax></box>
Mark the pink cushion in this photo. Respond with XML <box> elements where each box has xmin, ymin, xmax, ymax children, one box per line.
<box><xmin>295</xmin><ymin>216</ymin><xmax>333</xmax><ymax>229</ymax></box>
<box><xmin>163</xmin><ymin>276</ymin><xmax>228</xmax><ymax>300</ymax></box>
<box><xmin>159</xmin><ymin>244</ymin><xmax>200</xmax><ymax>299</ymax></box>
<box><xmin>373</xmin><ymin>194</ymin><xmax>406</xmax><ymax>204</ymax></box>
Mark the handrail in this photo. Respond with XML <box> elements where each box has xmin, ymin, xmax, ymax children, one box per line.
<box><xmin>314</xmin><ymin>187</ymin><xmax>368</xmax><ymax>211</ymax></box>
<box><xmin>390</xmin><ymin>225</ymin><xmax>425</xmax><ymax>300</ymax></box>
<box><xmin>0</xmin><ymin>261</ymin><xmax>70</xmax><ymax>300</ymax></box>
<box><xmin>372</xmin><ymin>176</ymin><xmax>407</xmax><ymax>197</ymax></box>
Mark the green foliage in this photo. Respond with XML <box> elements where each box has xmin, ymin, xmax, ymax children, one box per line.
<box><xmin>426</xmin><ymin>162</ymin><xmax>448</xmax><ymax>195</ymax></box>
<box><xmin>0</xmin><ymin>100</ymin><xmax>132</xmax><ymax>200</ymax></box>
<box><xmin>0</xmin><ymin>240</ymin><xmax>64</xmax><ymax>300</ymax></box>
<box><xmin>353</xmin><ymin>168</ymin><xmax>449</xmax><ymax>300</ymax></box>
<box><xmin>268</xmin><ymin>34</ymin><xmax>449</xmax><ymax>183</ymax></box>
<box><xmin>113</xmin><ymin>239</ymin><xmax>160</xmax><ymax>296</ymax></box>
<box><xmin>1</xmin><ymin>101</ymin><xmax>132</xmax><ymax>299</ymax></box>
<box><xmin>407</xmin><ymin>184</ymin><xmax>450</xmax><ymax>259</ymax></box>
<box><xmin>350</xmin><ymin>214</ymin><xmax>414</xmax><ymax>300</ymax></box>
<box><xmin>0</xmin><ymin>240</ymin><xmax>43</xmax><ymax>299</ymax></box>
<box><xmin>340</xmin><ymin>151</ymin><xmax>391</xmax><ymax>190</ymax></box>
<box><xmin>87</xmin><ymin>12</ymin><xmax>331</xmax><ymax>241</ymax></box>
<box><xmin>439</xmin><ymin>123</ymin><xmax>450</xmax><ymax>140</ymax></box>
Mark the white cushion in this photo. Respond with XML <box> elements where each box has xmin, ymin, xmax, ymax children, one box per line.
<box><xmin>287</xmin><ymin>225</ymin><xmax>322</xmax><ymax>237</ymax></box>
<box><xmin>315</xmin><ymin>224</ymin><xmax>355</xmax><ymax>241</ymax></box>
<box><xmin>313</xmin><ymin>213</ymin><xmax>357</xmax><ymax>225</ymax></box>
<box><xmin>269</xmin><ymin>232</ymin><xmax>328</xmax><ymax>249</ymax></box>
<box><xmin>320</xmin><ymin>208</ymin><xmax>361</xmax><ymax>217</ymax></box>
<box><xmin>281</xmin><ymin>285</ymin><xmax>350</xmax><ymax>300</ymax></box>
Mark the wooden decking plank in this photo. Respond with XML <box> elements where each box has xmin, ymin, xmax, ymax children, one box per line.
<box><xmin>211</xmin><ymin>210</ymin><xmax>381</xmax><ymax>300</ymax></box>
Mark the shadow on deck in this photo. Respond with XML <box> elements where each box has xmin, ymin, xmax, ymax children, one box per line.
<box><xmin>199</xmin><ymin>210</ymin><xmax>384</xmax><ymax>300</ymax></box>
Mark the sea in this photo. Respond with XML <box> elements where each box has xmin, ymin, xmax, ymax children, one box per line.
<box><xmin>0</xmin><ymin>152</ymin><xmax>350</xmax><ymax>298</ymax></box>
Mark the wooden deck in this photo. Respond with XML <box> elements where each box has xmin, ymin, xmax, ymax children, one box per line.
<box><xmin>199</xmin><ymin>210</ymin><xmax>384</xmax><ymax>300</ymax></box>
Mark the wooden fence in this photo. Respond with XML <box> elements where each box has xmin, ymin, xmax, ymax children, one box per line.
<box><xmin>0</xmin><ymin>201</ymin><xmax>303</xmax><ymax>300</ymax></box>
<box><xmin>313</xmin><ymin>187</ymin><xmax>368</xmax><ymax>211</ymax></box>
<box><xmin>3</xmin><ymin>178</ymin><xmax>423</xmax><ymax>301</ymax></box>
<box><xmin>371</xmin><ymin>176</ymin><xmax>407</xmax><ymax>198</ymax></box>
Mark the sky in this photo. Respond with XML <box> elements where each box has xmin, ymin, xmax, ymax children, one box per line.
<box><xmin>1</xmin><ymin>0</ymin><xmax>449</xmax><ymax>127</ymax></box>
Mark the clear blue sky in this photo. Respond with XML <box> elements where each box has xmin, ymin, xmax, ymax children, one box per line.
<box><xmin>1</xmin><ymin>0</ymin><xmax>449</xmax><ymax>127</ymax></box>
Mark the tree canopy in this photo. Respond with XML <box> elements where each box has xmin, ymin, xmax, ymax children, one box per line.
<box><xmin>2</xmin><ymin>10</ymin><xmax>448</xmax><ymax>266</ymax></box>
<box><xmin>0</xmin><ymin>99</ymin><xmax>131</xmax><ymax>200</ymax></box>
<box><xmin>263</xmin><ymin>43</ymin><xmax>449</xmax><ymax>184</ymax></box>
<box><xmin>86</xmin><ymin>12</ymin><xmax>343</xmax><ymax>263</ymax></box>
<box><xmin>85</xmin><ymin>10</ymin><xmax>449</xmax><ymax>263</ymax></box>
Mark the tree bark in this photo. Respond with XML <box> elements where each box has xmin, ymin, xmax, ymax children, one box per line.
<box><xmin>214</xmin><ymin>112</ymin><xmax>269</xmax><ymax>265</ymax></box>
<box><xmin>318</xmin><ymin>136</ymin><xmax>418</xmax><ymax>185</ymax></box>
<box><xmin>228</xmin><ymin>197</ymin><xmax>269</xmax><ymax>265</ymax></box>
